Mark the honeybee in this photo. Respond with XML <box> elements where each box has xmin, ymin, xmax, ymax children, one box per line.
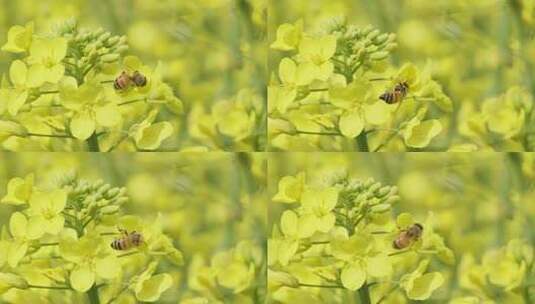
<box><xmin>114</xmin><ymin>71</ymin><xmax>132</xmax><ymax>91</ymax></box>
<box><xmin>392</xmin><ymin>223</ymin><xmax>423</xmax><ymax>249</ymax></box>
<box><xmin>379</xmin><ymin>81</ymin><xmax>409</xmax><ymax>104</ymax></box>
<box><xmin>131</xmin><ymin>71</ymin><xmax>147</xmax><ymax>87</ymax></box>
<box><xmin>110</xmin><ymin>228</ymin><xmax>144</xmax><ymax>251</ymax></box>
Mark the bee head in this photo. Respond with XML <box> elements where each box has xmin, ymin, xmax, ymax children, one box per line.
<box><xmin>379</xmin><ymin>94</ymin><xmax>387</xmax><ymax>101</ymax></box>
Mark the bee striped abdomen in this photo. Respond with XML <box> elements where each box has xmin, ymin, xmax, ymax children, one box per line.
<box><xmin>111</xmin><ymin>238</ymin><xmax>129</xmax><ymax>250</ymax></box>
<box><xmin>392</xmin><ymin>223</ymin><xmax>423</xmax><ymax>250</ymax></box>
<box><xmin>379</xmin><ymin>92</ymin><xmax>399</xmax><ymax>104</ymax></box>
<box><xmin>114</xmin><ymin>71</ymin><xmax>132</xmax><ymax>91</ymax></box>
<box><xmin>380</xmin><ymin>82</ymin><xmax>409</xmax><ymax>104</ymax></box>
<box><xmin>110</xmin><ymin>231</ymin><xmax>143</xmax><ymax>251</ymax></box>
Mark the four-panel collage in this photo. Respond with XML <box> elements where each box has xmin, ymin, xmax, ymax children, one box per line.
<box><xmin>0</xmin><ymin>0</ymin><xmax>534</xmax><ymax>303</ymax></box>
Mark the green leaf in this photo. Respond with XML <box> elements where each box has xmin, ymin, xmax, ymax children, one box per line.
<box><xmin>339</xmin><ymin>110</ymin><xmax>364</xmax><ymax>138</ymax></box>
<box><xmin>135</xmin><ymin>273</ymin><xmax>173</xmax><ymax>302</ymax></box>
<box><xmin>70</xmin><ymin>264</ymin><xmax>95</xmax><ymax>292</ymax></box>
<box><xmin>341</xmin><ymin>263</ymin><xmax>366</xmax><ymax>290</ymax></box>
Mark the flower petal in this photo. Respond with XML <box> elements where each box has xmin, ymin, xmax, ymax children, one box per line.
<box><xmin>71</xmin><ymin>111</ymin><xmax>96</xmax><ymax>140</ymax></box>
<box><xmin>70</xmin><ymin>264</ymin><xmax>95</xmax><ymax>292</ymax></box>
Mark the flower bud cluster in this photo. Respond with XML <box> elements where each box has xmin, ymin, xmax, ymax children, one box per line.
<box><xmin>59</xmin><ymin>176</ymin><xmax>128</xmax><ymax>230</ymax></box>
<box><xmin>57</xmin><ymin>19</ymin><xmax>128</xmax><ymax>80</ymax></box>
<box><xmin>329</xmin><ymin>21</ymin><xmax>397</xmax><ymax>75</ymax></box>
<box><xmin>334</xmin><ymin>177</ymin><xmax>399</xmax><ymax>225</ymax></box>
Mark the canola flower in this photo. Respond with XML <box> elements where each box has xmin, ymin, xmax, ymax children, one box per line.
<box><xmin>0</xmin><ymin>173</ymin><xmax>183</xmax><ymax>304</ymax></box>
<box><xmin>268</xmin><ymin>172</ymin><xmax>453</xmax><ymax>303</ymax></box>
<box><xmin>268</xmin><ymin>18</ymin><xmax>452</xmax><ymax>152</ymax></box>
<box><xmin>0</xmin><ymin>19</ymin><xmax>183</xmax><ymax>152</ymax></box>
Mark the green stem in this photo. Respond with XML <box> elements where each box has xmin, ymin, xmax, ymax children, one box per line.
<box><xmin>87</xmin><ymin>285</ymin><xmax>100</xmax><ymax>304</ymax></box>
<box><xmin>28</xmin><ymin>284</ymin><xmax>70</xmax><ymax>290</ymax></box>
<box><xmin>27</xmin><ymin>132</ymin><xmax>73</xmax><ymax>139</ymax></box>
<box><xmin>356</xmin><ymin>133</ymin><xmax>369</xmax><ymax>152</ymax></box>
<box><xmin>309</xmin><ymin>241</ymin><xmax>330</xmax><ymax>245</ymax></box>
<box><xmin>87</xmin><ymin>133</ymin><xmax>100</xmax><ymax>152</ymax></box>
<box><xmin>294</xmin><ymin>130</ymin><xmax>343</xmax><ymax>136</ymax></box>
<box><xmin>388</xmin><ymin>249</ymin><xmax>411</xmax><ymax>256</ymax></box>
<box><xmin>377</xmin><ymin>285</ymin><xmax>399</xmax><ymax>304</ymax></box>
<box><xmin>509</xmin><ymin>1</ymin><xmax>535</xmax><ymax>96</ymax></box>
<box><xmin>357</xmin><ymin>282</ymin><xmax>372</xmax><ymax>304</ymax></box>
<box><xmin>298</xmin><ymin>283</ymin><xmax>345</xmax><ymax>289</ymax></box>
<box><xmin>117</xmin><ymin>251</ymin><xmax>141</xmax><ymax>258</ymax></box>
<box><xmin>523</xmin><ymin>286</ymin><xmax>532</xmax><ymax>304</ymax></box>
<box><xmin>118</xmin><ymin>98</ymin><xmax>146</xmax><ymax>106</ymax></box>
<box><xmin>309</xmin><ymin>88</ymin><xmax>329</xmax><ymax>92</ymax></box>
<box><xmin>37</xmin><ymin>242</ymin><xmax>59</xmax><ymax>247</ymax></box>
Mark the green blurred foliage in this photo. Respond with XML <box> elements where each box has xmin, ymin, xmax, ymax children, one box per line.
<box><xmin>268</xmin><ymin>153</ymin><xmax>535</xmax><ymax>303</ymax></box>
<box><xmin>0</xmin><ymin>152</ymin><xmax>267</xmax><ymax>303</ymax></box>
<box><xmin>0</xmin><ymin>0</ymin><xmax>267</xmax><ymax>151</ymax></box>
<box><xmin>268</xmin><ymin>0</ymin><xmax>535</xmax><ymax>151</ymax></box>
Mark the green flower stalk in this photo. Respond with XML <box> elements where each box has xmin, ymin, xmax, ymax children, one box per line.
<box><xmin>0</xmin><ymin>173</ymin><xmax>183</xmax><ymax>304</ymax></box>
